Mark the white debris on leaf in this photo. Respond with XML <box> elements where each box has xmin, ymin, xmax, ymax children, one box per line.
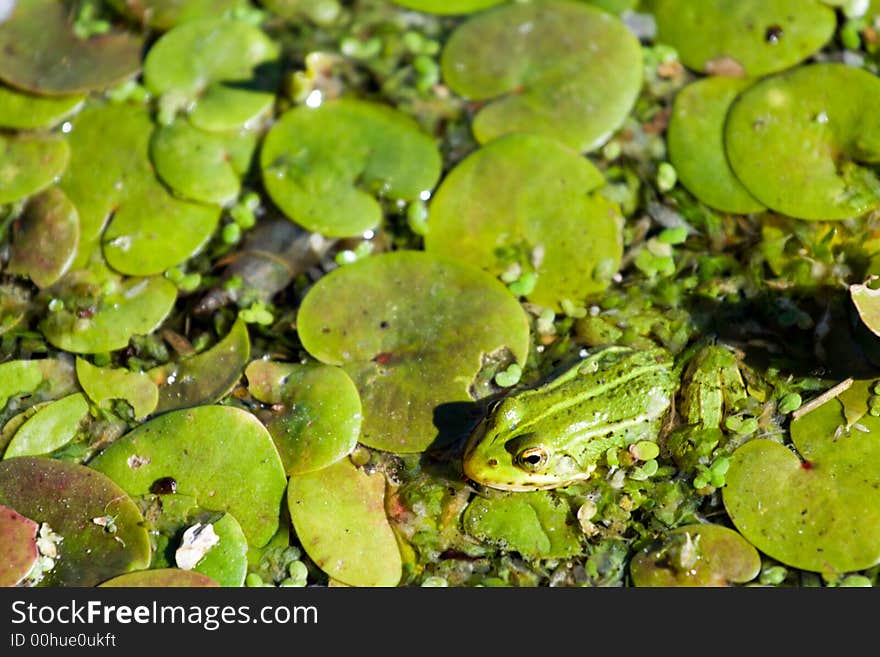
<box><xmin>35</xmin><ymin>522</ymin><xmax>62</xmax><ymax>559</ymax></box>
<box><xmin>175</xmin><ymin>523</ymin><xmax>220</xmax><ymax>570</ymax></box>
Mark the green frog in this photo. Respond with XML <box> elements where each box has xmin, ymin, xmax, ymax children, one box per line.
<box><xmin>462</xmin><ymin>343</ymin><xmax>746</xmax><ymax>491</ymax></box>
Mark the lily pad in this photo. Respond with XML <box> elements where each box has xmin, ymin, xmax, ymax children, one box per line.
<box><xmin>144</xmin><ymin>18</ymin><xmax>281</xmax><ymax>131</ymax></box>
<box><xmin>261</xmin><ymin>99</ymin><xmax>442</xmax><ymax>237</ymax></box>
<box><xmin>89</xmin><ymin>405</ymin><xmax>287</xmax><ymax>547</ymax></box>
<box><xmin>441</xmin><ymin>1</ymin><xmax>642</xmax><ymax>152</ymax></box>
<box><xmin>60</xmin><ymin>101</ymin><xmax>221</xmax><ymax>274</ymax></box>
<box><xmin>0</xmin><ymin>0</ymin><xmax>143</xmax><ymax>95</ymax></box>
<box><xmin>629</xmin><ymin>524</ymin><xmax>761</xmax><ymax>586</ymax></box>
<box><xmin>151</xmin><ymin>120</ymin><xmax>258</xmax><ymax>206</ymax></box>
<box><xmin>288</xmin><ymin>457</ymin><xmax>402</xmax><ymax>587</ymax></box>
<box><xmin>0</xmin><ymin>133</ymin><xmax>70</xmax><ymax>205</ymax></box>
<box><xmin>425</xmin><ymin>133</ymin><xmax>623</xmax><ymax>309</ymax></box>
<box><xmin>725</xmin><ymin>63</ymin><xmax>880</xmax><ymax>221</ymax></box>
<box><xmin>651</xmin><ymin>0</ymin><xmax>836</xmax><ymax>77</ymax></box>
<box><xmin>0</xmin><ymin>504</ymin><xmax>39</xmax><ymax>587</ymax></box>
<box><xmin>0</xmin><ymin>84</ymin><xmax>84</xmax><ymax>130</ymax></box>
<box><xmin>296</xmin><ymin>251</ymin><xmax>530</xmax><ymax>453</ymax></box>
<box><xmin>850</xmin><ymin>281</ymin><xmax>880</xmax><ymax>338</ymax></box>
<box><xmin>667</xmin><ymin>77</ymin><xmax>764</xmax><ymax>214</ymax></box>
<box><xmin>389</xmin><ymin>0</ymin><xmax>505</xmax><ymax>13</ymax></box>
<box><xmin>462</xmin><ymin>490</ymin><xmax>583</xmax><ymax>559</ymax></box>
<box><xmin>100</xmin><ymin>568</ymin><xmax>219</xmax><ymax>587</ymax></box>
<box><xmin>723</xmin><ymin>390</ymin><xmax>880</xmax><ymax>575</ymax></box>
<box><xmin>0</xmin><ymin>359</ymin><xmax>78</xmax><ymax>413</ymax></box>
<box><xmin>76</xmin><ymin>358</ymin><xmax>159</xmax><ymax>420</ymax></box>
<box><xmin>0</xmin><ymin>457</ymin><xmax>151</xmax><ymax>586</ymax></box>
<box><xmin>3</xmin><ymin>393</ymin><xmax>90</xmax><ymax>459</ymax></box>
<box><xmin>40</xmin><ymin>270</ymin><xmax>178</xmax><ymax>354</ymax></box>
<box><xmin>180</xmin><ymin>514</ymin><xmax>248</xmax><ymax>587</ymax></box>
<box><xmin>246</xmin><ymin>360</ymin><xmax>362</xmax><ymax>475</ymax></box>
<box><xmin>148</xmin><ymin>316</ymin><xmax>250</xmax><ymax>414</ymax></box>
<box><xmin>6</xmin><ymin>187</ymin><xmax>79</xmax><ymax>289</ymax></box>
<box><xmin>108</xmin><ymin>0</ymin><xmax>245</xmax><ymax>30</ymax></box>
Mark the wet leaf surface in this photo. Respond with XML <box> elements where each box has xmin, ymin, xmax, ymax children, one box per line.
<box><xmin>0</xmin><ymin>359</ymin><xmax>78</xmax><ymax>413</ymax></box>
<box><xmin>462</xmin><ymin>490</ymin><xmax>583</xmax><ymax>559</ymax></box>
<box><xmin>441</xmin><ymin>1</ymin><xmax>642</xmax><ymax>152</ymax></box>
<box><xmin>0</xmin><ymin>504</ymin><xmax>39</xmax><ymax>587</ymax></box>
<box><xmin>725</xmin><ymin>63</ymin><xmax>880</xmax><ymax>220</ymax></box>
<box><xmin>246</xmin><ymin>359</ymin><xmax>362</xmax><ymax>475</ymax></box>
<box><xmin>723</xmin><ymin>391</ymin><xmax>880</xmax><ymax>575</ymax></box>
<box><xmin>629</xmin><ymin>523</ymin><xmax>761</xmax><ymax>586</ymax></box>
<box><xmin>261</xmin><ymin>99</ymin><xmax>442</xmax><ymax>237</ymax></box>
<box><xmin>0</xmin><ymin>133</ymin><xmax>70</xmax><ymax>205</ymax></box>
<box><xmin>0</xmin><ymin>85</ymin><xmax>84</xmax><ymax>130</ymax></box>
<box><xmin>651</xmin><ymin>0</ymin><xmax>836</xmax><ymax>77</ymax></box>
<box><xmin>99</xmin><ymin>568</ymin><xmax>219</xmax><ymax>587</ymax></box>
<box><xmin>288</xmin><ymin>457</ymin><xmax>402</xmax><ymax>587</ymax></box>
<box><xmin>0</xmin><ymin>457</ymin><xmax>150</xmax><ymax>586</ymax></box>
<box><xmin>6</xmin><ymin>187</ymin><xmax>79</xmax><ymax>289</ymax></box>
<box><xmin>296</xmin><ymin>251</ymin><xmax>530</xmax><ymax>452</ymax></box>
<box><xmin>3</xmin><ymin>393</ymin><xmax>90</xmax><ymax>459</ymax></box>
<box><xmin>76</xmin><ymin>358</ymin><xmax>159</xmax><ymax>420</ymax></box>
<box><xmin>0</xmin><ymin>0</ymin><xmax>143</xmax><ymax>95</ymax></box>
<box><xmin>425</xmin><ymin>133</ymin><xmax>623</xmax><ymax>309</ymax></box>
<box><xmin>667</xmin><ymin>77</ymin><xmax>764</xmax><ymax>214</ymax></box>
<box><xmin>89</xmin><ymin>405</ymin><xmax>287</xmax><ymax>547</ymax></box>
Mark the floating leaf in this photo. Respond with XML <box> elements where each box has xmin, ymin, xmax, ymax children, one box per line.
<box><xmin>0</xmin><ymin>133</ymin><xmax>69</xmax><ymax>205</ymax></box>
<box><xmin>6</xmin><ymin>187</ymin><xmax>79</xmax><ymax>289</ymax></box>
<box><xmin>0</xmin><ymin>359</ymin><xmax>78</xmax><ymax>413</ymax></box>
<box><xmin>108</xmin><ymin>0</ymin><xmax>245</xmax><ymax>30</ymax></box>
<box><xmin>725</xmin><ymin>63</ymin><xmax>880</xmax><ymax>221</ymax></box>
<box><xmin>151</xmin><ymin>120</ymin><xmax>258</xmax><ymax>205</ymax></box>
<box><xmin>651</xmin><ymin>0</ymin><xmax>836</xmax><ymax>77</ymax></box>
<box><xmin>629</xmin><ymin>524</ymin><xmax>761</xmax><ymax>586</ymax></box>
<box><xmin>389</xmin><ymin>0</ymin><xmax>505</xmax><ymax>13</ymax></box>
<box><xmin>426</xmin><ymin>133</ymin><xmax>623</xmax><ymax>309</ymax></box>
<box><xmin>148</xmin><ymin>317</ymin><xmax>250</xmax><ymax>414</ymax></box>
<box><xmin>0</xmin><ymin>0</ymin><xmax>143</xmax><ymax>95</ymax></box>
<box><xmin>0</xmin><ymin>457</ymin><xmax>150</xmax><ymax>586</ymax></box>
<box><xmin>0</xmin><ymin>84</ymin><xmax>84</xmax><ymax>130</ymax></box>
<box><xmin>723</xmin><ymin>392</ymin><xmax>880</xmax><ymax>575</ymax></box>
<box><xmin>100</xmin><ymin>568</ymin><xmax>219</xmax><ymax>587</ymax></box>
<box><xmin>462</xmin><ymin>490</ymin><xmax>583</xmax><ymax>559</ymax></box>
<box><xmin>296</xmin><ymin>251</ymin><xmax>530</xmax><ymax>452</ymax></box>
<box><xmin>76</xmin><ymin>358</ymin><xmax>159</xmax><ymax>420</ymax></box>
<box><xmin>246</xmin><ymin>360</ymin><xmax>361</xmax><ymax>475</ymax></box>
<box><xmin>288</xmin><ymin>457</ymin><xmax>402</xmax><ymax>587</ymax></box>
<box><xmin>851</xmin><ymin>281</ymin><xmax>880</xmax><ymax>338</ymax></box>
<box><xmin>3</xmin><ymin>393</ymin><xmax>90</xmax><ymax>459</ymax></box>
<box><xmin>0</xmin><ymin>504</ymin><xmax>39</xmax><ymax>587</ymax></box>
<box><xmin>89</xmin><ymin>405</ymin><xmax>286</xmax><ymax>547</ymax></box>
<box><xmin>667</xmin><ymin>77</ymin><xmax>764</xmax><ymax>214</ymax></box>
<box><xmin>144</xmin><ymin>18</ymin><xmax>281</xmax><ymax>131</ymax></box>
<box><xmin>261</xmin><ymin>99</ymin><xmax>442</xmax><ymax>237</ymax></box>
<box><xmin>441</xmin><ymin>1</ymin><xmax>642</xmax><ymax>152</ymax></box>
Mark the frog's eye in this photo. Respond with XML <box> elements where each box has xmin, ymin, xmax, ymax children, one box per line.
<box><xmin>516</xmin><ymin>446</ymin><xmax>550</xmax><ymax>472</ymax></box>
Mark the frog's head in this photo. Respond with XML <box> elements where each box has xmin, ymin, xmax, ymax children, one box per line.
<box><xmin>462</xmin><ymin>397</ymin><xmax>592</xmax><ymax>491</ymax></box>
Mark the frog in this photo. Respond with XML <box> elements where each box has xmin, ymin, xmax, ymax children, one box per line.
<box><xmin>462</xmin><ymin>343</ymin><xmax>747</xmax><ymax>491</ymax></box>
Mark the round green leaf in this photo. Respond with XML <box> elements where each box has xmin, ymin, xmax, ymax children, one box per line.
<box><xmin>441</xmin><ymin>1</ymin><xmax>642</xmax><ymax>152</ymax></box>
<box><xmin>0</xmin><ymin>0</ymin><xmax>143</xmax><ymax>95</ymax></box>
<box><xmin>0</xmin><ymin>457</ymin><xmax>151</xmax><ymax>586</ymax></box>
<box><xmin>389</xmin><ymin>0</ymin><xmax>505</xmax><ymax>13</ymax></box>
<box><xmin>651</xmin><ymin>0</ymin><xmax>836</xmax><ymax>77</ymax></box>
<box><xmin>723</xmin><ymin>393</ymin><xmax>880</xmax><ymax>575</ymax></box>
<box><xmin>6</xmin><ymin>187</ymin><xmax>79</xmax><ymax>289</ymax></box>
<box><xmin>3</xmin><ymin>393</ymin><xmax>90</xmax><ymax>459</ymax></box>
<box><xmin>246</xmin><ymin>360</ymin><xmax>362</xmax><ymax>475</ymax></box>
<box><xmin>629</xmin><ymin>524</ymin><xmax>761</xmax><ymax>586</ymax></box>
<box><xmin>425</xmin><ymin>133</ymin><xmax>623</xmax><ymax>309</ymax></box>
<box><xmin>288</xmin><ymin>457</ymin><xmax>402</xmax><ymax>587</ymax></box>
<box><xmin>100</xmin><ymin>568</ymin><xmax>219</xmax><ymax>587</ymax></box>
<box><xmin>148</xmin><ymin>316</ymin><xmax>251</xmax><ymax>414</ymax></box>
<box><xmin>0</xmin><ymin>133</ymin><xmax>69</xmax><ymax>205</ymax></box>
<box><xmin>0</xmin><ymin>504</ymin><xmax>39</xmax><ymax>587</ymax></box>
<box><xmin>76</xmin><ymin>358</ymin><xmax>159</xmax><ymax>420</ymax></box>
<box><xmin>261</xmin><ymin>99</ymin><xmax>442</xmax><ymax>237</ymax></box>
<box><xmin>297</xmin><ymin>251</ymin><xmax>530</xmax><ymax>453</ymax></box>
<box><xmin>144</xmin><ymin>18</ymin><xmax>281</xmax><ymax>131</ymax></box>
<box><xmin>185</xmin><ymin>513</ymin><xmax>248</xmax><ymax>587</ymax></box>
<box><xmin>151</xmin><ymin>120</ymin><xmax>258</xmax><ymax>206</ymax></box>
<box><xmin>108</xmin><ymin>0</ymin><xmax>245</xmax><ymax>30</ymax></box>
<box><xmin>462</xmin><ymin>490</ymin><xmax>583</xmax><ymax>559</ymax></box>
<box><xmin>89</xmin><ymin>405</ymin><xmax>287</xmax><ymax>547</ymax></box>
<box><xmin>40</xmin><ymin>272</ymin><xmax>178</xmax><ymax>354</ymax></box>
<box><xmin>725</xmin><ymin>63</ymin><xmax>880</xmax><ymax>221</ymax></box>
<box><xmin>0</xmin><ymin>84</ymin><xmax>84</xmax><ymax>130</ymax></box>
<box><xmin>667</xmin><ymin>77</ymin><xmax>765</xmax><ymax>214</ymax></box>
<box><xmin>0</xmin><ymin>359</ymin><xmax>78</xmax><ymax>413</ymax></box>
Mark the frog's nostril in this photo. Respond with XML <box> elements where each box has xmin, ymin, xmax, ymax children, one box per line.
<box><xmin>487</xmin><ymin>459</ymin><xmax>498</xmax><ymax>467</ymax></box>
